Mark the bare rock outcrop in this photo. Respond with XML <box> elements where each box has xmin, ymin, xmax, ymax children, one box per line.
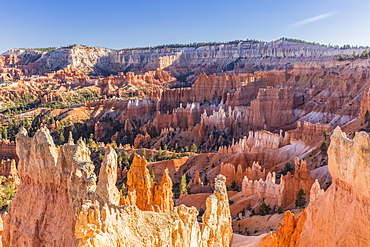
<box><xmin>0</xmin><ymin>160</ymin><xmax>19</xmax><ymax>188</ymax></box>
<box><xmin>262</xmin><ymin>127</ymin><xmax>370</xmax><ymax>246</ymax></box>
<box><xmin>3</xmin><ymin>127</ymin><xmax>94</xmax><ymax>246</ymax></box>
<box><xmin>248</xmin><ymin>87</ymin><xmax>294</xmax><ymax>129</ymax></box>
<box><xmin>201</xmin><ymin>175</ymin><xmax>233</xmax><ymax>247</ymax></box>
<box><xmin>153</xmin><ymin>168</ymin><xmax>174</xmax><ymax>213</ymax></box>
<box><xmin>220</xmin><ymin>162</ymin><xmax>266</xmax><ymax>189</ymax></box>
<box><xmin>3</xmin><ymin>128</ymin><xmax>233</xmax><ymax>246</ymax></box>
<box><xmin>287</xmin><ymin>121</ymin><xmax>330</xmax><ymax>142</ymax></box>
<box><xmin>218</xmin><ymin>130</ymin><xmax>284</xmax><ymax>155</ymax></box>
<box><xmin>0</xmin><ymin>140</ymin><xmax>17</xmax><ymax>161</ymax></box>
<box><xmin>279</xmin><ymin>158</ymin><xmax>314</xmax><ymax>208</ymax></box>
<box><xmin>242</xmin><ymin>158</ymin><xmax>314</xmax><ymax>209</ymax></box>
<box><xmin>96</xmin><ymin>145</ymin><xmax>120</xmax><ymax>206</ymax></box>
<box><xmin>126</xmin><ymin>154</ymin><xmax>156</xmax><ymax>211</ymax></box>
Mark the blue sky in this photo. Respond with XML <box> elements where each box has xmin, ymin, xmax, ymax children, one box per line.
<box><xmin>1</xmin><ymin>0</ymin><xmax>369</xmax><ymax>53</ymax></box>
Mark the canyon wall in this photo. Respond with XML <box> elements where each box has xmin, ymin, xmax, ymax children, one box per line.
<box><xmin>248</xmin><ymin>87</ymin><xmax>295</xmax><ymax>129</ymax></box>
<box><xmin>3</xmin><ymin>41</ymin><xmax>367</xmax><ymax>76</ymax></box>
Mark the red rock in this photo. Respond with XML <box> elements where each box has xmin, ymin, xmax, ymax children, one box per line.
<box><xmin>0</xmin><ymin>140</ymin><xmax>17</xmax><ymax>162</ymax></box>
<box><xmin>126</xmin><ymin>154</ymin><xmax>174</xmax><ymax>212</ymax></box>
<box><xmin>248</xmin><ymin>87</ymin><xmax>294</xmax><ymax>129</ymax></box>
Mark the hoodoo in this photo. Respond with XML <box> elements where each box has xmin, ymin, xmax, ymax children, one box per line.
<box><xmin>2</xmin><ymin>128</ymin><xmax>232</xmax><ymax>246</ymax></box>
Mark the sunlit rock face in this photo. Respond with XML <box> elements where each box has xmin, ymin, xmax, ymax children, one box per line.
<box><xmin>2</xmin><ymin>128</ymin><xmax>232</xmax><ymax>247</ymax></box>
<box><xmin>4</xmin><ymin>41</ymin><xmax>365</xmax><ymax>76</ymax></box>
<box><xmin>262</xmin><ymin>127</ymin><xmax>370</xmax><ymax>247</ymax></box>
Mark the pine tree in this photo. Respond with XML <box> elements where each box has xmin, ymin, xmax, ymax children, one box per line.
<box><xmin>180</xmin><ymin>174</ymin><xmax>188</xmax><ymax>194</ymax></box>
<box><xmin>365</xmin><ymin>110</ymin><xmax>370</xmax><ymax>127</ymax></box>
<box><xmin>191</xmin><ymin>143</ymin><xmax>198</xmax><ymax>153</ymax></box>
<box><xmin>231</xmin><ymin>181</ymin><xmax>237</xmax><ymax>191</ymax></box>
<box><xmin>258</xmin><ymin>198</ymin><xmax>271</xmax><ymax>215</ymax></box>
<box><xmin>163</xmin><ymin>144</ymin><xmax>168</xmax><ymax>157</ymax></box>
<box><xmin>295</xmin><ymin>188</ymin><xmax>307</xmax><ymax>208</ymax></box>
<box><xmin>150</xmin><ymin>170</ymin><xmax>155</xmax><ymax>181</ymax></box>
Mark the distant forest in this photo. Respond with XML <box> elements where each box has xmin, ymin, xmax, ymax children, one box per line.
<box><xmin>17</xmin><ymin>38</ymin><xmax>369</xmax><ymax>53</ymax></box>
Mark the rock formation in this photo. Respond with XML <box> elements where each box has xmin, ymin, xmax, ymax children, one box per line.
<box><xmin>220</xmin><ymin>162</ymin><xmax>266</xmax><ymax>189</ymax></box>
<box><xmin>262</xmin><ymin>127</ymin><xmax>370</xmax><ymax>246</ymax></box>
<box><xmin>3</xmin><ymin>40</ymin><xmax>366</xmax><ymax>77</ymax></box>
<box><xmin>152</xmin><ymin>168</ymin><xmax>174</xmax><ymax>213</ymax></box>
<box><xmin>96</xmin><ymin>145</ymin><xmax>120</xmax><ymax>205</ymax></box>
<box><xmin>359</xmin><ymin>88</ymin><xmax>370</xmax><ymax>119</ymax></box>
<box><xmin>287</xmin><ymin>121</ymin><xmax>330</xmax><ymax>142</ymax></box>
<box><xmin>46</xmin><ymin>65</ymin><xmax>90</xmax><ymax>83</ymax></box>
<box><xmin>242</xmin><ymin>172</ymin><xmax>281</xmax><ymax>209</ymax></box>
<box><xmin>2</xmin><ymin>127</ymin><xmax>232</xmax><ymax>246</ymax></box>
<box><xmin>279</xmin><ymin>158</ymin><xmax>315</xmax><ymax>208</ymax></box>
<box><xmin>0</xmin><ymin>140</ymin><xmax>16</xmax><ymax>162</ymax></box>
<box><xmin>248</xmin><ymin>87</ymin><xmax>294</xmax><ymax>129</ymax></box>
<box><xmin>133</xmin><ymin>133</ymin><xmax>151</xmax><ymax>148</ymax></box>
<box><xmin>201</xmin><ymin>175</ymin><xmax>233</xmax><ymax>246</ymax></box>
<box><xmin>0</xmin><ymin>160</ymin><xmax>19</xmax><ymax>187</ymax></box>
<box><xmin>126</xmin><ymin>154</ymin><xmax>155</xmax><ymax>211</ymax></box>
<box><xmin>242</xmin><ymin>158</ymin><xmax>314</xmax><ymax>209</ymax></box>
<box><xmin>218</xmin><ymin>130</ymin><xmax>284</xmax><ymax>155</ymax></box>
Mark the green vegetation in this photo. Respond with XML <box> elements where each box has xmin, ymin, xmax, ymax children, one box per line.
<box><xmin>0</xmin><ymin>90</ymin><xmax>100</xmax><ymax>116</ymax></box>
<box><xmin>230</xmin><ymin>180</ymin><xmax>238</xmax><ymax>191</ymax></box>
<box><xmin>365</xmin><ymin>110</ymin><xmax>370</xmax><ymax>131</ymax></box>
<box><xmin>0</xmin><ymin>126</ymin><xmax>8</xmax><ymax>140</ymax></box>
<box><xmin>336</xmin><ymin>50</ymin><xmax>370</xmax><ymax>61</ymax></box>
<box><xmin>198</xmin><ymin>208</ymin><xmax>205</xmax><ymax>217</ymax></box>
<box><xmin>43</xmin><ymin>90</ymin><xmax>100</xmax><ymax>109</ymax></box>
<box><xmin>295</xmin><ymin>188</ymin><xmax>307</xmax><ymax>208</ymax></box>
<box><xmin>119</xmin><ymin>183</ymin><xmax>127</xmax><ymax>197</ymax></box>
<box><xmin>1</xmin><ymin>113</ymin><xmax>62</xmax><ymax>141</ymax></box>
<box><xmin>150</xmin><ymin>170</ymin><xmax>156</xmax><ymax>181</ymax></box>
<box><xmin>1</xmin><ymin>93</ymin><xmax>41</xmax><ymax>116</ymax></box>
<box><xmin>280</xmin><ymin>37</ymin><xmax>329</xmax><ymax>47</ymax></box>
<box><xmin>320</xmin><ymin>142</ymin><xmax>327</xmax><ymax>153</ymax></box>
<box><xmin>180</xmin><ymin>174</ymin><xmax>188</xmax><ymax>194</ymax></box>
<box><xmin>17</xmin><ymin>44</ymin><xmax>85</xmax><ymax>53</ymax></box>
<box><xmin>190</xmin><ymin>143</ymin><xmax>198</xmax><ymax>153</ymax></box>
<box><xmin>16</xmin><ymin>38</ymin><xmax>370</xmax><ymax>55</ymax></box>
<box><xmin>0</xmin><ymin>179</ymin><xmax>16</xmax><ymax>209</ymax></box>
<box><xmin>258</xmin><ymin>198</ymin><xmax>271</xmax><ymax>215</ymax></box>
<box><xmin>120</xmin><ymin>39</ymin><xmax>261</xmax><ymax>51</ymax></box>
<box><xmin>277</xmin><ymin>162</ymin><xmax>294</xmax><ymax>179</ymax></box>
<box><xmin>281</xmin><ymin>37</ymin><xmax>369</xmax><ymax>50</ymax></box>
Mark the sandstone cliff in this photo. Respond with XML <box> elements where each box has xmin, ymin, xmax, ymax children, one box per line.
<box><xmin>3</xmin><ymin>128</ymin><xmax>232</xmax><ymax>246</ymax></box>
<box><xmin>262</xmin><ymin>127</ymin><xmax>370</xmax><ymax>246</ymax></box>
<box><xmin>3</xmin><ymin>40</ymin><xmax>366</xmax><ymax>77</ymax></box>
